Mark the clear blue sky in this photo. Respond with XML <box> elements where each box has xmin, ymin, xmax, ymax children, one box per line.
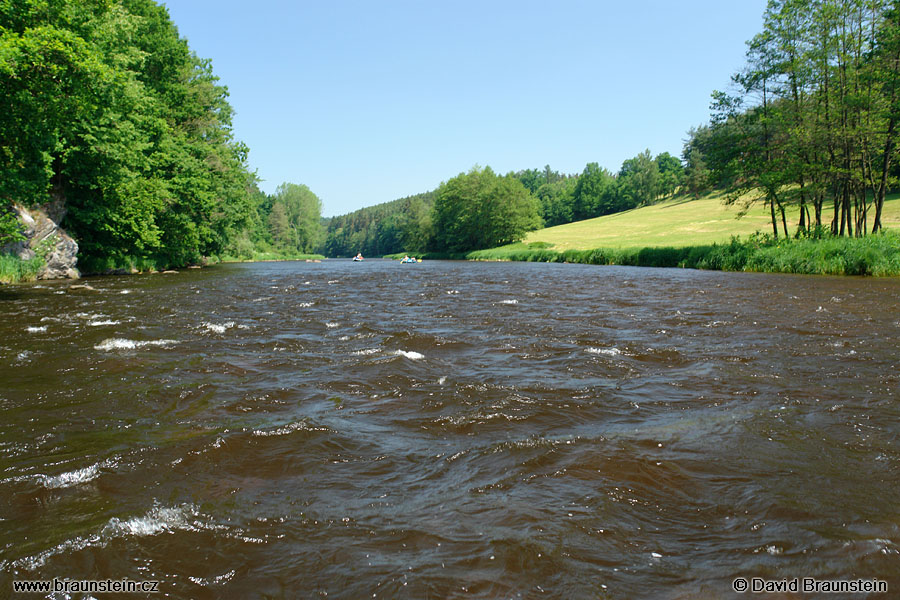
<box><xmin>162</xmin><ymin>0</ymin><xmax>768</xmax><ymax>216</ymax></box>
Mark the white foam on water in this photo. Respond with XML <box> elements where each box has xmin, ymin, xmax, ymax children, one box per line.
<box><xmin>94</xmin><ymin>338</ymin><xmax>180</xmax><ymax>351</ymax></box>
<box><xmin>37</xmin><ymin>464</ymin><xmax>101</xmax><ymax>489</ymax></box>
<box><xmin>326</xmin><ymin>322</ymin><xmax>339</xmax><ymax>328</ymax></box>
<box><xmin>189</xmin><ymin>569</ymin><xmax>236</xmax><ymax>587</ymax></box>
<box><xmin>11</xmin><ymin>503</ymin><xmax>202</xmax><ymax>570</ymax></box>
<box><xmin>88</xmin><ymin>319</ymin><xmax>120</xmax><ymax>327</ymax></box>
<box><xmin>202</xmin><ymin>321</ymin><xmax>235</xmax><ymax>334</ymax></box>
<box><xmin>438</xmin><ymin>377</ymin><xmax>447</xmax><ymax>385</ymax></box>
<box><xmin>253</xmin><ymin>421</ymin><xmax>311</xmax><ymax>437</ymax></box>
<box><xmin>394</xmin><ymin>350</ymin><xmax>424</xmax><ymax>360</ymax></box>
<box><xmin>16</xmin><ymin>351</ymin><xmax>32</xmax><ymax>362</ymax></box>
<box><xmin>353</xmin><ymin>348</ymin><xmax>380</xmax><ymax>356</ymax></box>
<box><xmin>25</xmin><ymin>326</ymin><xmax>47</xmax><ymax>333</ymax></box>
<box><xmin>498</xmin><ymin>299</ymin><xmax>518</xmax><ymax>305</ymax></box>
<box><xmin>298</xmin><ymin>302</ymin><xmax>314</xmax><ymax>307</ymax></box>
<box><xmin>446</xmin><ymin>290</ymin><xmax>460</xmax><ymax>295</ymax></box>
<box><xmin>101</xmin><ymin>504</ymin><xmax>200</xmax><ymax>538</ymax></box>
<box><xmin>328</xmin><ymin>280</ymin><xmax>339</xmax><ymax>284</ymax></box>
<box><xmin>703</xmin><ymin>320</ymin><xmax>728</xmax><ymax>328</ymax></box>
<box><xmin>586</xmin><ymin>347</ymin><xmax>622</xmax><ymax>356</ymax></box>
<box><xmin>120</xmin><ymin>289</ymin><xmax>132</xmax><ymax>295</ymax></box>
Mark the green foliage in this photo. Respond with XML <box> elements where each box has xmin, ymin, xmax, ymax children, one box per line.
<box><xmin>618</xmin><ymin>149</ymin><xmax>661</xmax><ymax>207</ymax></box>
<box><xmin>681</xmin><ymin>128</ymin><xmax>713</xmax><ymax>198</ymax></box>
<box><xmin>267</xmin><ymin>183</ymin><xmax>323</xmax><ymax>253</ymax></box>
<box><xmin>0</xmin><ymin>0</ymin><xmax>269</xmax><ymax>271</ymax></box>
<box><xmin>534</xmin><ymin>178</ymin><xmax>576</xmax><ymax>227</ymax></box>
<box><xmin>432</xmin><ymin>166</ymin><xmax>541</xmax><ymax>253</ymax></box>
<box><xmin>322</xmin><ymin>191</ymin><xmax>435</xmax><ymax>257</ymax></box>
<box><xmin>0</xmin><ymin>202</ymin><xmax>24</xmax><ymax>246</ymax></box>
<box><xmin>697</xmin><ymin>0</ymin><xmax>900</xmax><ymax>238</ymax></box>
<box><xmin>572</xmin><ymin>162</ymin><xmax>616</xmax><ymax>221</ymax></box>
<box><xmin>655</xmin><ymin>151</ymin><xmax>684</xmax><ymax>198</ymax></box>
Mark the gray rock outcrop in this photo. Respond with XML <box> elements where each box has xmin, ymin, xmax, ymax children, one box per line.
<box><xmin>3</xmin><ymin>203</ymin><xmax>80</xmax><ymax>280</ymax></box>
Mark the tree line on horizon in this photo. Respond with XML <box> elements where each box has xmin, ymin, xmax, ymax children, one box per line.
<box><xmin>321</xmin><ymin>151</ymin><xmax>685</xmax><ymax>257</ymax></box>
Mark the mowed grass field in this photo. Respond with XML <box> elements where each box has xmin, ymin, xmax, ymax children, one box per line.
<box><xmin>520</xmin><ymin>192</ymin><xmax>900</xmax><ymax>251</ymax></box>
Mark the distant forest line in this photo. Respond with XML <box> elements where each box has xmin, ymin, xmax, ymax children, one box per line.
<box><xmin>3</xmin><ymin>0</ymin><xmax>900</xmax><ymax>273</ymax></box>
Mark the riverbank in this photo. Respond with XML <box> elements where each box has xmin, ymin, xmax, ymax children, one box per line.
<box><xmin>219</xmin><ymin>251</ymin><xmax>326</xmax><ymax>263</ymax></box>
<box><xmin>0</xmin><ymin>251</ymin><xmax>327</xmax><ymax>284</ymax></box>
<box><xmin>466</xmin><ymin>231</ymin><xmax>900</xmax><ymax>276</ymax></box>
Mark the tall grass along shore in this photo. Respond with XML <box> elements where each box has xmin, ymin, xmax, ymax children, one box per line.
<box><xmin>466</xmin><ymin>231</ymin><xmax>900</xmax><ymax>276</ymax></box>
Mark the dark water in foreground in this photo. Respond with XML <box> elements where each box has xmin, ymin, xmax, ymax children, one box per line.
<box><xmin>1</xmin><ymin>260</ymin><xmax>898</xmax><ymax>599</ymax></box>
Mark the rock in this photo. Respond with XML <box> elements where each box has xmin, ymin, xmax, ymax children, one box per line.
<box><xmin>2</xmin><ymin>204</ymin><xmax>79</xmax><ymax>280</ymax></box>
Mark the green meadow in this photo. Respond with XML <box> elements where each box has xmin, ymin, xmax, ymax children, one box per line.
<box><xmin>520</xmin><ymin>192</ymin><xmax>900</xmax><ymax>251</ymax></box>
<box><xmin>466</xmin><ymin>193</ymin><xmax>900</xmax><ymax>276</ymax></box>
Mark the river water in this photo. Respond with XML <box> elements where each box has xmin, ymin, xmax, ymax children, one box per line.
<box><xmin>1</xmin><ymin>260</ymin><xmax>898</xmax><ymax>599</ymax></box>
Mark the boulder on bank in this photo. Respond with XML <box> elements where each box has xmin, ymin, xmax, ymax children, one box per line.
<box><xmin>2</xmin><ymin>204</ymin><xmax>80</xmax><ymax>280</ymax></box>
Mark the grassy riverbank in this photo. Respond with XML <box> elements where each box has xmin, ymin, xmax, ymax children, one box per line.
<box><xmin>462</xmin><ymin>193</ymin><xmax>900</xmax><ymax>276</ymax></box>
<box><xmin>219</xmin><ymin>251</ymin><xmax>326</xmax><ymax>263</ymax></box>
<box><xmin>467</xmin><ymin>231</ymin><xmax>900</xmax><ymax>276</ymax></box>
<box><xmin>0</xmin><ymin>253</ymin><xmax>43</xmax><ymax>284</ymax></box>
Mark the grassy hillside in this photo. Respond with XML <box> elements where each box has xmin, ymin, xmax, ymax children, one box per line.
<box><xmin>465</xmin><ymin>192</ymin><xmax>900</xmax><ymax>276</ymax></box>
<box><xmin>518</xmin><ymin>192</ymin><xmax>900</xmax><ymax>251</ymax></box>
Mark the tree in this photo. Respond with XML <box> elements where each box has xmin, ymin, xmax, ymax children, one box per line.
<box><xmin>432</xmin><ymin>166</ymin><xmax>541</xmax><ymax>252</ymax></box>
<box><xmin>271</xmin><ymin>182</ymin><xmax>322</xmax><ymax>253</ymax></box>
<box><xmin>536</xmin><ymin>178</ymin><xmax>577</xmax><ymax>227</ymax></box>
<box><xmin>618</xmin><ymin>150</ymin><xmax>660</xmax><ymax>207</ymax></box>
<box><xmin>572</xmin><ymin>162</ymin><xmax>616</xmax><ymax>220</ymax></box>
<box><xmin>0</xmin><ymin>0</ymin><xmax>260</xmax><ymax>270</ymax></box>
<box><xmin>655</xmin><ymin>151</ymin><xmax>684</xmax><ymax>198</ymax></box>
<box><xmin>682</xmin><ymin>126</ymin><xmax>714</xmax><ymax>197</ymax></box>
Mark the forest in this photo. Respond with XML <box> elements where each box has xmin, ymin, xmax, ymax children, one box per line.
<box><xmin>684</xmin><ymin>0</ymin><xmax>900</xmax><ymax>239</ymax></box>
<box><xmin>0</xmin><ymin>0</ymin><xmax>321</xmax><ymax>275</ymax></box>
<box><xmin>320</xmin><ymin>153</ymin><xmax>684</xmax><ymax>258</ymax></box>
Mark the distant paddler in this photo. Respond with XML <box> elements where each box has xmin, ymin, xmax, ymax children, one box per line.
<box><xmin>353</xmin><ymin>253</ymin><xmax>364</xmax><ymax>261</ymax></box>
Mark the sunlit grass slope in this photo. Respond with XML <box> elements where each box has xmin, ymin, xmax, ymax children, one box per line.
<box><xmin>519</xmin><ymin>192</ymin><xmax>900</xmax><ymax>251</ymax></box>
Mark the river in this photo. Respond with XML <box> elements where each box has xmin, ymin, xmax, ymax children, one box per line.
<box><xmin>1</xmin><ymin>260</ymin><xmax>898</xmax><ymax>598</ymax></box>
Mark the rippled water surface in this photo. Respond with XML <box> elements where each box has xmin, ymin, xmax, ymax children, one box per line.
<box><xmin>1</xmin><ymin>260</ymin><xmax>898</xmax><ymax>598</ymax></box>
